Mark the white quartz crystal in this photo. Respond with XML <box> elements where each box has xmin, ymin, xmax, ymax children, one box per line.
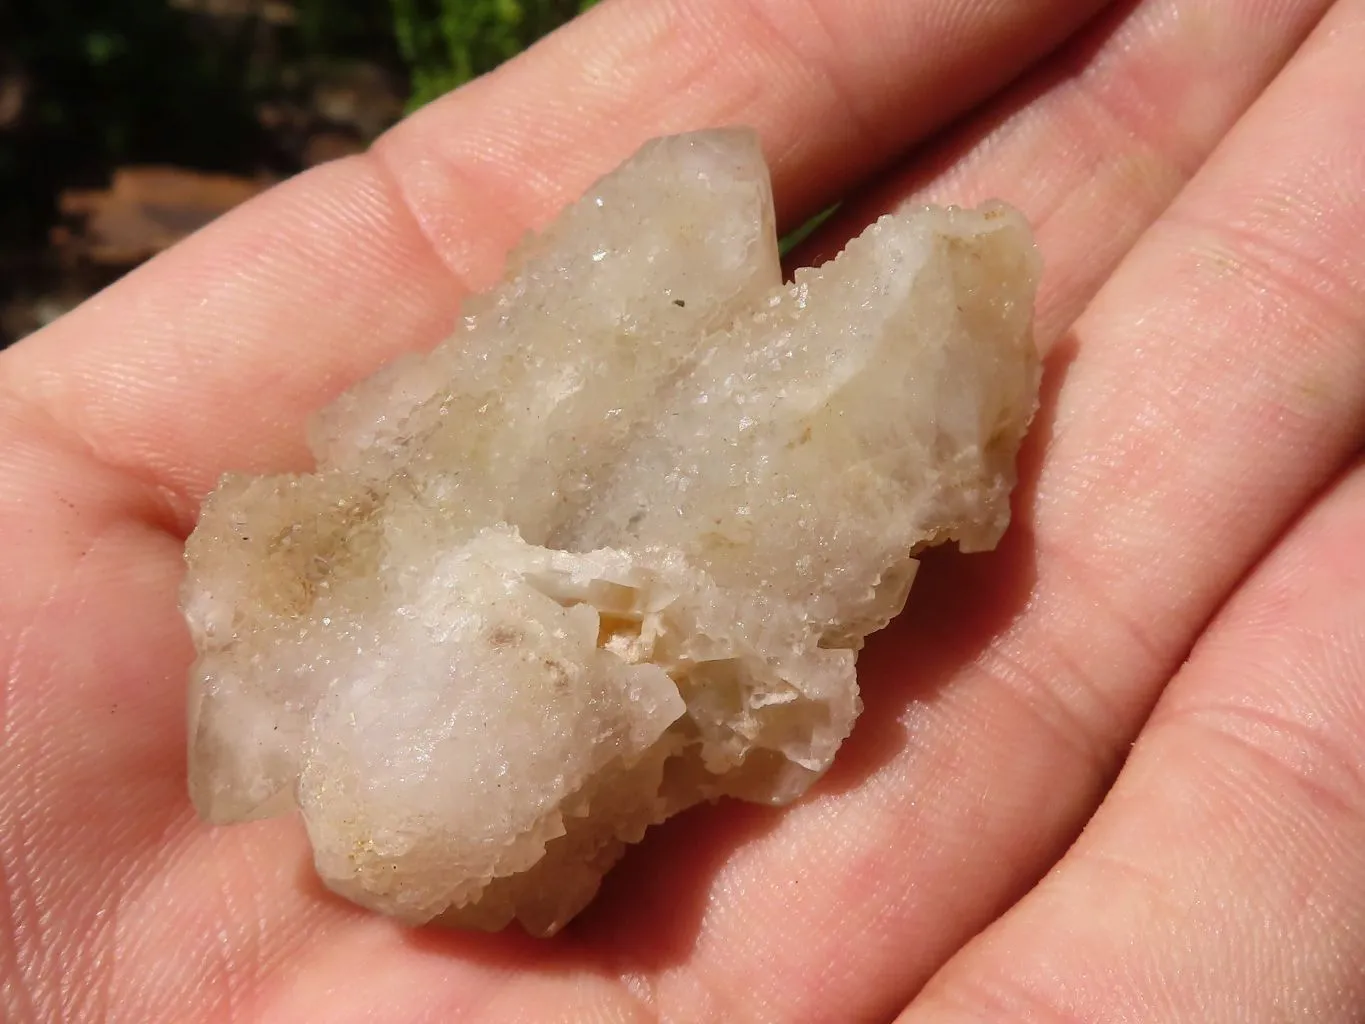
<box><xmin>183</xmin><ymin>128</ymin><xmax>1041</xmax><ymax>936</ymax></box>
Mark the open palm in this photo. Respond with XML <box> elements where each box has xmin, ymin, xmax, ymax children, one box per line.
<box><xmin>4</xmin><ymin>1</ymin><xmax>1365</xmax><ymax>1020</ymax></box>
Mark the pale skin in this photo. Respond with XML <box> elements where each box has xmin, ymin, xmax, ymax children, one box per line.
<box><xmin>2</xmin><ymin>0</ymin><xmax>1364</xmax><ymax>1019</ymax></box>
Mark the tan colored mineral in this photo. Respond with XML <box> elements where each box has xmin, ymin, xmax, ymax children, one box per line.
<box><xmin>183</xmin><ymin>128</ymin><xmax>1041</xmax><ymax>936</ymax></box>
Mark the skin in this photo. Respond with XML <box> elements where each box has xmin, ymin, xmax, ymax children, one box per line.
<box><xmin>2</xmin><ymin>0</ymin><xmax>1363</xmax><ymax>1019</ymax></box>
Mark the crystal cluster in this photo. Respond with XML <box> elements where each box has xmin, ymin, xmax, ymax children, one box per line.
<box><xmin>183</xmin><ymin>128</ymin><xmax>1041</xmax><ymax>936</ymax></box>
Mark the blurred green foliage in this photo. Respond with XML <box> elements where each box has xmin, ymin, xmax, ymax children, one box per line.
<box><xmin>0</xmin><ymin>0</ymin><xmax>599</xmax><ymax>343</ymax></box>
<box><xmin>390</xmin><ymin>0</ymin><xmax>599</xmax><ymax>109</ymax></box>
<box><xmin>0</xmin><ymin>0</ymin><xmax>596</xmax><ymax>252</ymax></box>
<box><xmin>1</xmin><ymin>2</ymin><xmax>262</xmax><ymax>246</ymax></box>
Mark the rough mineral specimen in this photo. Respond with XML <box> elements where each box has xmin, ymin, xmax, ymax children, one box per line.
<box><xmin>183</xmin><ymin>128</ymin><xmax>1041</xmax><ymax>936</ymax></box>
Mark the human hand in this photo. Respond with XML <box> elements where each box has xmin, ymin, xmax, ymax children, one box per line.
<box><xmin>3</xmin><ymin>1</ymin><xmax>1363</xmax><ymax>1020</ymax></box>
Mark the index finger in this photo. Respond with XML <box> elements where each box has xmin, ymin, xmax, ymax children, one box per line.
<box><xmin>0</xmin><ymin>0</ymin><xmax>1107</xmax><ymax>524</ymax></box>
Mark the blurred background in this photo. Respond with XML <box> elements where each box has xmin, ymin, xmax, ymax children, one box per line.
<box><xmin>0</xmin><ymin>0</ymin><xmax>597</xmax><ymax>348</ymax></box>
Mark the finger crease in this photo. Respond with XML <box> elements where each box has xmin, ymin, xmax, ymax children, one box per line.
<box><xmin>365</xmin><ymin>144</ymin><xmax>497</xmax><ymax>299</ymax></box>
<box><xmin>1172</xmin><ymin>699</ymin><xmax>1365</xmax><ymax>824</ymax></box>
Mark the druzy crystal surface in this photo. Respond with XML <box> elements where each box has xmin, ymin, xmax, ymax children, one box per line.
<box><xmin>183</xmin><ymin>128</ymin><xmax>1041</xmax><ymax>936</ymax></box>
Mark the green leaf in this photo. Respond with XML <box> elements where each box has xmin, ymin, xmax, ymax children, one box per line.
<box><xmin>780</xmin><ymin>203</ymin><xmax>840</xmax><ymax>258</ymax></box>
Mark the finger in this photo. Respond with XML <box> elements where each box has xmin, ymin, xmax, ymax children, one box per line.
<box><xmin>793</xmin><ymin>0</ymin><xmax>1335</xmax><ymax>349</ymax></box>
<box><xmin>899</xmin><ymin>455</ymin><xmax>1365</xmax><ymax>1023</ymax></box>
<box><xmin>376</xmin><ymin>0</ymin><xmax>1110</xmax><ymax>265</ymax></box>
<box><xmin>0</xmin><ymin>0</ymin><xmax>1106</xmax><ymax>522</ymax></box>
